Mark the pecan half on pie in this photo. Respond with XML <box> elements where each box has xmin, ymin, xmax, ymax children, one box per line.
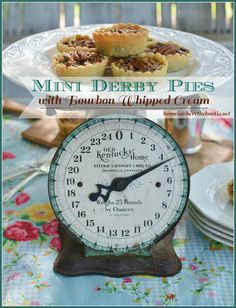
<box><xmin>52</xmin><ymin>50</ymin><xmax>108</xmax><ymax>77</ymax></box>
<box><xmin>93</xmin><ymin>23</ymin><xmax>148</xmax><ymax>57</ymax></box>
<box><xmin>57</xmin><ymin>34</ymin><xmax>96</xmax><ymax>52</ymax></box>
<box><xmin>111</xmin><ymin>53</ymin><xmax>168</xmax><ymax>77</ymax></box>
<box><xmin>145</xmin><ymin>41</ymin><xmax>192</xmax><ymax>72</ymax></box>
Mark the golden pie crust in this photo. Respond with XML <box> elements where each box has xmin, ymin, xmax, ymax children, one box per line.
<box><xmin>145</xmin><ymin>41</ymin><xmax>192</xmax><ymax>72</ymax></box>
<box><xmin>93</xmin><ymin>23</ymin><xmax>148</xmax><ymax>57</ymax></box>
<box><xmin>56</xmin><ymin>34</ymin><xmax>96</xmax><ymax>52</ymax></box>
<box><xmin>52</xmin><ymin>51</ymin><xmax>108</xmax><ymax>77</ymax></box>
<box><xmin>146</xmin><ymin>36</ymin><xmax>157</xmax><ymax>46</ymax></box>
<box><xmin>111</xmin><ymin>53</ymin><xmax>168</xmax><ymax>77</ymax></box>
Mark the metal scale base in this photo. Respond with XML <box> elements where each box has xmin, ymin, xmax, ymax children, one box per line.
<box><xmin>54</xmin><ymin>224</ymin><xmax>182</xmax><ymax>277</ymax></box>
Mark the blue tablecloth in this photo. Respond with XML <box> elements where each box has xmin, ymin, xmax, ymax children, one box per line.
<box><xmin>3</xmin><ymin>115</ymin><xmax>233</xmax><ymax>306</ymax></box>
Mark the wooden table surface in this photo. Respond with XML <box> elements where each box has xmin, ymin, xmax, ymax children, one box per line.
<box><xmin>186</xmin><ymin>140</ymin><xmax>233</xmax><ymax>175</ymax></box>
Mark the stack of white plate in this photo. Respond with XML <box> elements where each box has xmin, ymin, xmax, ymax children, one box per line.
<box><xmin>189</xmin><ymin>162</ymin><xmax>234</xmax><ymax>247</ymax></box>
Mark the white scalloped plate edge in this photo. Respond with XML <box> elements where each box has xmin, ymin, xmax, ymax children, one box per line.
<box><xmin>189</xmin><ymin>208</ymin><xmax>233</xmax><ymax>240</ymax></box>
<box><xmin>189</xmin><ymin>162</ymin><xmax>234</xmax><ymax>229</ymax></box>
<box><xmin>188</xmin><ymin>201</ymin><xmax>233</xmax><ymax>235</ymax></box>
<box><xmin>189</xmin><ymin>212</ymin><xmax>234</xmax><ymax>247</ymax></box>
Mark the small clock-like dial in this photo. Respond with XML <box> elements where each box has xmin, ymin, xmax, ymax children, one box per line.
<box><xmin>49</xmin><ymin>116</ymin><xmax>189</xmax><ymax>253</ymax></box>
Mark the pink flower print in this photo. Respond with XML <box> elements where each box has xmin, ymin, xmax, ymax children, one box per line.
<box><xmin>7</xmin><ymin>272</ymin><xmax>21</xmax><ymax>282</ymax></box>
<box><xmin>198</xmin><ymin>277</ymin><xmax>209</xmax><ymax>284</ymax></box>
<box><xmin>3</xmin><ymin>151</ymin><xmax>16</xmax><ymax>160</ymax></box>
<box><xmin>50</xmin><ymin>237</ymin><xmax>62</xmax><ymax>251</ymax></box>
<box><xmin>166</xmin><ymin>293</ymin><xmax>175</xmax><ymax>300</ymax></box>
<box><xmin>30</xmin><ymin>301</ymin><xmax>41</xmax><ymax>306</ymax></box>
<box><xmin>5</xmin><ymin>210</ymin><xmax>14</xmax><ymax>215</ymax></box>
<box><xmin>4</xmin><ymin>221</ymin><xmax>39</xmax><ymax>241</ymax></box>
<box><xmin>42</xmin><ymin>281</ymin><xmax>48</xmax><ymax>285</ymax></box>
<box><xmin>122</xmin><ymin>277</ymin><xmax>132</xmax><ymax>283</ymax></box>
<box><xmin>189</xmin><ymin>264</ymin><xmax>198</xmax><ymax>270</ymax></box>
<box><xmin>42</xmin><ymin>219</ymin><xmax>59</xmax><ymax>236</ymax></box>
<box><xmin>155</xmin><ymin>300</ymin><xmax>162</xmax><ymax>305</ymax></box>
<box><xmin>208</xmin><ymin>291</ymin><xmax>216</xmax><ymax>298</ymax></box>
<box><xmin>179</xmin><ymin>256</ymin><xmax>186</xmax><ymax>261</ymax></box>
<box><xmin>15</xmin><ymin>192</ymin><xmax>30</xmax><ymax>206</ymax></box>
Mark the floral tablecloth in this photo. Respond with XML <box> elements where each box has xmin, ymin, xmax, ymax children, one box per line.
<box><xmin>3</xmin><ymin>115</ymin><xmax>233</xmax><ymax>306</ymax></box>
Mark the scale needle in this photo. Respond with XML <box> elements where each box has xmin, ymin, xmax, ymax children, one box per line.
<box><xmin>89</xmin><ymin>157</ymin><xmax>174</xmax><ymax>202</ymax></box>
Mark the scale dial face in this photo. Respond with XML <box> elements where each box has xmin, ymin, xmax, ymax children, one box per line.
<box><xmin>49</xmin><ymin>116</ymin><xmax>189</xmax><ymax>253</ymax></box>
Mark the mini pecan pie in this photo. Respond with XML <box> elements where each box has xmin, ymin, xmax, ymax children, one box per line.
<box><xmin>57</xmin><ymin>34</ymin><xmax>96</xmax><ymax>52</ymax></box>
<box><xmin>111</xmin><ymin>53</ymin><xmax>168</xmax><ymax>77</ymax></box>
<box><xmin>93</xmin><ymin>23</ymin><xmax>148</xmax><ymax>57</ymax></box>
<box><xmin>52</xmin><ymin>50</ymin><xmax>108</xmax><ymax>77</ymax></box>
<box><xmin>145</xmin><ymin>41</ymin><xmax>192</xmax><ymax>72</ymax></box>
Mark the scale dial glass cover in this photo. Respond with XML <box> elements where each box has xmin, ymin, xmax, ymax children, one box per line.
<box><xmin>49</xmin><ymin>116</ymin><xmax>189</xmax><ymax>253</ymax></box>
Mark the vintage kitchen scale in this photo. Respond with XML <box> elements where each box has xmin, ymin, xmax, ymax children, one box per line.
<box><xmin>48</xmin><ymin>115</ymin><xmax>190</xmax><ymax>277</ymax></box>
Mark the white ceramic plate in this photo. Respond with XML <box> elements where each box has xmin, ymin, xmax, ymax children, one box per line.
<box><xmin>190</xmin><ymin>162</ymin><xmax>234</xmax><ymax>229</ymax></box>
<box><xmin>3</xmin><ymin>24</ymin><xmax>233</xmax><ymax>87</ymax></box>
<box><xmin>189</xmin><ymin>212</ymin><xmax>233</xmax><ymax>247</ymax></box>
<box><xmin>189</xmin><ymin>207</ymin><xmax>233</xmax><ymax>241</ymax></box>
<box><xmin>188</xmin><ymin>201</ymin><xmax>233</xmax><ymax>236</ymax></box>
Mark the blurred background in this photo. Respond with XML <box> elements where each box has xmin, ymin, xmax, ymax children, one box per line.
<box><xmin>3</xmin><ymin>2</ymin><xmax>233</xmax><ymax>46</ymax></box>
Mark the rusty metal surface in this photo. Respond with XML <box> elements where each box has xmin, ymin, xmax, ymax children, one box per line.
<box><xmin>54</xmin><ymin>224</ymin><xmax>181</xmax><ymax>277</ymax></box>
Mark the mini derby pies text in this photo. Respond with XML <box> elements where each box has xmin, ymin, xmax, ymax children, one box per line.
<box><xmin>23</xmin><ymin>77</ymin><xmax>216</xmax><ymax>109</ymax></box>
